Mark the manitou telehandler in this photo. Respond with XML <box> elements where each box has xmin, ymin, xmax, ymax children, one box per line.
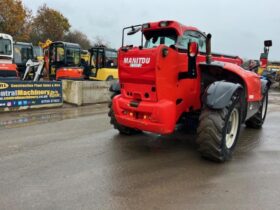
<box><xmin>0</xmin><ymin>33</ymin><xmax>19</xmax><ymax>80</ymax></box>
<box><xmin>109</xmin><ymin>20</ymin><xmax>271</xmax><ymax>162</ymax></box>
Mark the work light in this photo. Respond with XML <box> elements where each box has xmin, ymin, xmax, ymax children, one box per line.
<box><xmin>142</xmin><ymin>23</ymin><xmax>150</xmax><ymax>29</ymax></box>
<box><xmin>159</xmin><ymin>21</ymin><xmax>169</xmax><ymax>27</ymax></box>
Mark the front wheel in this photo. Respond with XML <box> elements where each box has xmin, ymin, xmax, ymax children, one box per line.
<box><xmin>106</xmin><ymin>76</ymin><xmax>114</xmax><ymax>81</ymax></box>
<box><xmin>245</xmin><ymin>90</ymin><xmax>268</xmax><ymax>129</ymax></box>
<box><xmin>196</xmin><ymin>93</ymin><xmax>242</xmax><ymax>162</ymax></box>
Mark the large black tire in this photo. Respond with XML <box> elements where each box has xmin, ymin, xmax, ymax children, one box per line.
<box><xmin>106</xmin><ymin>76</ymin><xmax>114</xmax><ymax>81</ymax></box>
<box><xmin>245</xmin><ymin>90</ymin><xmax>268</xmax><ymax>129</ymax></box>
<box><xmin>196</xmin><ymin>92</ymin><xmax>242</xmax><ymax>162</ymax></box>
<box><xmin>108</xmin><ymin>92</ymin><xmax>142</xmax><ymax>135</ymax></box>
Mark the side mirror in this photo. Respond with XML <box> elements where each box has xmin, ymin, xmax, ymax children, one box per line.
<box><xmin>188</xmin><ymin>42</ymin><xmax>199</xmax><ymax>58</ymax></box>
<box><xmin>127</xmin><ymin>27</ymin><xmax>141</xmax><ymax>36</ymax></box>
<box><xmin>264</xmin><ymin>40</ymin><xmax>272</xmax><ymax>47</ymax></box>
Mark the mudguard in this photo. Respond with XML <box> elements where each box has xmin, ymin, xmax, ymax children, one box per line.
<box><xmin>203</xmin><ymin>81</ymin><xmax>243</xmax><ymax>109</ymax></box>
<box><xmin>109</xmin><ymin>80</ymin><xmax>120</xmax><ymax>93</ymax></box>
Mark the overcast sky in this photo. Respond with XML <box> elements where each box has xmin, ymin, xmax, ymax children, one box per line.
<box><xmin>22</xmin><ymin>0</ymin><xmax>279</xmax><ymax>60</ymax></box>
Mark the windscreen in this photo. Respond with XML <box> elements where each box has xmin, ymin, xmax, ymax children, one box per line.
<box><xmin>66</xmin><ymin>47</ymin><xmax>81</xmax><ymax>66</ymax></box>
<box><xmin>14</xmin><ymin>44</ymin><xmax>33</xmax><ymax>64</ymax></box>
<box><xmin>0</xmin><ymin>39</ymin><xmax>12</xmax><ymax>55</ymax></box>
<box><xmin>105</xmin><ymin>50</ymin><xmax>117</xmax><ymax>68</ymax></box>
<box><xmin>33</xmin><ymin>46</ymin><xmax>43</xmax><ymax>57</ymax></box>
<box><xmin>144</xmin><ymin>29</ymin><xmax>177</xmax><ymax>48</ymax></box>
<box><xmin>50</xmin><ymin>44</ymin><xmax>65</xmax><ymax>64</ymax></box>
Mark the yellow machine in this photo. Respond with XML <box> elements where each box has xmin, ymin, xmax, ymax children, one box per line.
<box><xmin>33</xmin><ymin>46</ymin><xmax>44</xmax><ymax>61</ymax></box>
<box><xmin>39</xmin><ymin>39</ymin><xmax>53</xmax><ymax>49</ymax></box>
<box><xmin>267</xmin><ymin>64</ymin><xmax>280</xmax><ymax>81</ymax></box>
<box><xmin>257</xmin><ymin>67</ymin><xmax>264</xmax><ymax>75</ymax></box>
<box><xmin>81</xmin><ymin>50</ymin><xmax>90</xmax><ymax>64</ymax></box>
<box><xmin>86</xmin><ymin>47</ymin><xmax>118</xmax><ymax>81</ymax></box>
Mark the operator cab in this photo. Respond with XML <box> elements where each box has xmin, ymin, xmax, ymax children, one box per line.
<box><xmin>13</xmin><ymin>42</ymin><xmax>34</xmax><ymax>77</ymax></box>
<box><xmin>122</xmin><ymin>21</ymin><xmax>242</xmax><ymax>66</ymax></box>
<box><xmin>49</xmin><ymin>42</ymin><xmax>81</xmax><ymax>67</ymax></box>
<box><xmin>0</xmin><ymin>34</ymin><xmax>13</xmax><ymax>61</ymax></box>
<box><xmin>0</xmin><ymin>33</ymin><xmax>18</xmax><ymax>79</ymax></box>
<box><xmin>88</xmin><ymin>47</ymin><xmax>118</xmax><ymax>81</ymax></box>
<box><xmin>123</xmin><ymin>21</ymin><xmax>206</xmax><ymax>52</ymax></box>
<box><xmin>48</xmin><ymin>41</ymin><xmax>82</xmax><ymax>80</ymax></box>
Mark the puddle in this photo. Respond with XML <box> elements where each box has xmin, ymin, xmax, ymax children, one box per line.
<box><xmin>0</xmin><ymin>104</ymin><xmax>108</xmax><ymax>130</ymax></box>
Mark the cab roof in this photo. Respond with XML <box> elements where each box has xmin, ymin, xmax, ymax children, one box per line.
<box><xmin>51</xmin><ymin>41</ymin><xmax>81</xmax><ymax>49</ymax></box>
<box><xmin>14</xmin><ymin>42</ymin><xmax>33</xmax><ymax>46</ymax></box>
<box><xmin>143</xmin><ymin>20</ymin><xmax>200</xmax><ymax>36</ymax></box>
<box><xmin>0</xmin><ymin>33</ymin><xmax>13</xmax><ymax>41</ymax></box>
<box><xmin>89</xmin><ymin>46</ymin><xmax>117</xmax><ymax>52</ymax></box>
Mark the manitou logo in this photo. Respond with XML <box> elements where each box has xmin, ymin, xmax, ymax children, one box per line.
<box><xmin>123</xmin><ymin>57</ymin><xmax>151</xmax><ymax>68</ymax></box>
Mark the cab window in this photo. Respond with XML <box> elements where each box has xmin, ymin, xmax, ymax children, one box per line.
<box><xmin>66</xmin><ymin>48</ymin><xmax>80</xmax><ymax>65</ymax></box>
<box><xmin>177</xmin><ymin>31</ymin><xmax>206</xmax><ymax>53</ymax></box>
<box><xmin>144</xmin><ymin>29</ymin><xmax>177</xmax><ymax>48</ymax></box>
<box><xmin>105</xmin><ymin>50</ymin><xmax>117</xmax><ymax>68</ymax></box>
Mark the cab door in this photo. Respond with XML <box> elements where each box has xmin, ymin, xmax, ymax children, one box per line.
<box><xmin>89</xmin><ymin>48</ymin><xmax>105</xmax><ymax>78</ymax></box>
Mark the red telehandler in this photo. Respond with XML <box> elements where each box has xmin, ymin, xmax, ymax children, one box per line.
<box><xmin>109</xmin><ymin>20</ymin><xmax>271</xmax><ymax>162</ymax></box>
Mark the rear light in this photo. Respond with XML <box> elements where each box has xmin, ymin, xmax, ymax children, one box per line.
<box><xmin>159</xmin><ymin>21</ymin><xmax>169</xmax><ymax>27</ymax></box>
<box><xmin>142</xmin><ymin>23</ymin><xmax>150</xmax><ymax>29</ymax></box>
<box><xmin>188</xmin><ymin>42</ymin><xmax>199</xmax><ymax>57</ymax></box>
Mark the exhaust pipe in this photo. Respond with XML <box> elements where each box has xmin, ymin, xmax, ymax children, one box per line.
<box><xmin>206</xmin><ymin>33</ymin><xmax>212</xmax><ymax>64</ymax></box>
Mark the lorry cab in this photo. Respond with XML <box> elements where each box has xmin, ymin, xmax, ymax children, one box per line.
<box><xmin>88</xmin><ymin>47</ymin><xmax>118</xmax><ymax>81</ymax></box>
<box><xmin>46</xmin><ymin>41</ymin><xmax>84</xmax><ymax>80</ymax></box>
<box><xmin>0</xmin><ymin>33</ymin><xmax>19</xmax><ymax>80</ymax></box>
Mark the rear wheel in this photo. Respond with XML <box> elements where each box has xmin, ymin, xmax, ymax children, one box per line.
<box><xmin>106</xmin><ymin>76</ymin><xmax>114</xmax><ymax>81</ymax></box>
<box><xmin>108</xmin><ymin>92</ymin><xmax>142</xmax><ymax>135</ymax></box>
<box><xmin>196</xmin><ymin>92</ymin><xmax>242</xmax><ymax>162</ymax></box>
<box><xmin>245</xmin><ymin>90</ymin><xmax>268</xmax><ymax>129</ymax></box>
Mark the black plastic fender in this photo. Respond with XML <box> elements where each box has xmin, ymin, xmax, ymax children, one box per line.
<box><xmin>203</xmin><ymin>81</ymin><xmax>243</xmax><ymax>109</ymax></box>
<box><xmin>109</xmin><ymin>80</ymin><xmax>120</xmax><ymax>93</ymax></box>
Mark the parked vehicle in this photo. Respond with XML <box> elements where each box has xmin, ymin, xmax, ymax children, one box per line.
<box><xmin>43</xmin><ymin>41</ymin><xmax>84</xmax><ymax>80</ymax></box>
<box><xmin>13</xmin><ymin>42</ymin><xmax>34</xmax><ymax>77</ymax></box>
<box><xmin>109</xmin><ymin>20</ymin><xmax>271</xmax><ymax>162</ymax></box>
<box><xmin>87</xmin><ymin>47</ymin><xmax>118</xmax><ymax>81</ymax></box>
<box><xmin>0</xmin><ymin>33</ymin><xmax>19</xmax><ymax>80</ymax></box>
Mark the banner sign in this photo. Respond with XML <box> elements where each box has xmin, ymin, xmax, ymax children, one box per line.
<box><xmin>0</xmin><ymin>81</ymin><xmax>62</xmax><ymax>108</ymax></box>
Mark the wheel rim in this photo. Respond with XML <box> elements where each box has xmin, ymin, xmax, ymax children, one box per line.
<box><xmin>226</xmin><ymin>108</ymin><xmax>239</xmax><ymax>149</ymax></box>
<box><xmin>262</xmin><ymin>95</ymin><xmax>267</xmax><ymax>119</ymax></box>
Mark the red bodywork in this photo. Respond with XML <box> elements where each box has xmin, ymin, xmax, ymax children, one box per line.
<box><xmin>260</xmin><ymin>58</ymin><xmax>268</xmax><ymax>69</ymax></box>
<box><xmin>113</xmin><ymin>21</ymin><xmax>263</xmax><ymax>134</ymax></box>
<box><xmin>0</xmin><ymin>63</ymin><xmax>19</xmax><ymax>79</ymax></box>
<box><xmin>56</xmin><ymin>67</ymin><xmax>84</xmax><ymax>80</ymax></box>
